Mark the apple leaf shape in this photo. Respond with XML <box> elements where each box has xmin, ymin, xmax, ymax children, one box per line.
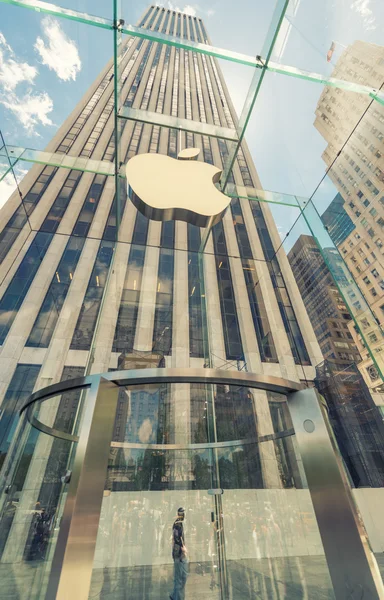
<box><xmin>126</xmin><ymin>150</ymin><xmax>231</xmax><ymax>227</ymax></box>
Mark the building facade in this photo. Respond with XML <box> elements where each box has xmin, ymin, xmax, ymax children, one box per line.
<box><xmin>314</xmin><ymin>40</ymin><xmax>384</xmax><ymax>393</ymax></box>
<box><xmin>288</xmin><ymin>234</ymin><xmax>361</xmax><ymax>368</ymax></box>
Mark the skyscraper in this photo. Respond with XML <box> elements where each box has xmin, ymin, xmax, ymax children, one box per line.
<box><xmin>288</xmin><ymin>234</ymin><xmax>361</xmax><ymax>369</ymax></box>
<box><xmin>0</xmin><ymin>4</ymin><xmax>323</xmax><ymax>469</ymax></box>
<box><xmin>314</xmin><ymin>40</ymin><xmax>384</xmax><ymax>392</ymax></box>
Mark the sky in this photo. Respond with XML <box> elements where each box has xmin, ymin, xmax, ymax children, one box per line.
<box><xmin>1</xmin><ymin>0</ymin><xmax>384</xmax><ymax>249</ymax></box>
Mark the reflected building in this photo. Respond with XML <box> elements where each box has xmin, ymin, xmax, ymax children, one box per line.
<box><xmin>314</xmin><ymin>40</ymin><xmax>384</xmax><ymax>394</ymax></box>
<box><xmin>288</xmin><ymin>234</ymin><xmax>361</xmax><ymax>368</ymax></box>
<box><xmin>321</xmin><ymin>192</ymin><xmax>355</xmax><ymax>246</ymax></box>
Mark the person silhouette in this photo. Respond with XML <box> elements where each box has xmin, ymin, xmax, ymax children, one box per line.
<box><xmin>170</xmin><ymin>507</ymin><xmax>188</xmax><ymax>600</ymax></box>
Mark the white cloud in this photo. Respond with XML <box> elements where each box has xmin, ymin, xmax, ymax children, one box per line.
<box><xmin>1</xmin><ymin>91</ymin><xmax>53</xmax><ymax>133</ymax></box>
<box><xmin>0</xmin><ymin>33</ymin><xmax>37</xmax><ymax>91</ymax></box>
<box><xmin>182</xmin><ymin>5</ymin><xmax>197</xmax><ymax>16</ymax></box>
<box><xmin>35</xmin><ymin>17</ymin><xmax>81</xmax><ymax>81</ymax></box>
<box><xmin>155</xmin><ymin>2</ymin><xmax>214</xmax><ymax>17</ymax></box>
<box><xmin>0</xmin><ymin>167</ymin><xmax>28</xmax><ymax>210</ymax></box>
<box><xmin>351</xmin><ymin>0</ymin><xmax>376</xmax><ymax>31</ymax></box>
<box><xmin>0</xmin><ymin>31</ymin><xmax>54</xmax><ymax>135</ymax></box>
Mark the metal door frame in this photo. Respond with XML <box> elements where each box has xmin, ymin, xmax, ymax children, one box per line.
<box><xmin>17</xmin><ymin>368</ymin><xmax>384</xmax><ymax>600</ymax></box>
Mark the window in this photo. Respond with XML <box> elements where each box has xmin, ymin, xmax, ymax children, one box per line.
<box><xmin>376</xmin><ymin>238</ymin><xmax>383</xmax><ymax>249</ymax></box>
<box><xmin>370</xmin><ymin>207</ymin><xmax>378</xmax><ymax>217</ymax></box>
<box><xmin>370</xmin><ymin>287</ymin><xmax>377</xmax><ymax>297</ymax></box>
<box><xmin>70</xmin><ymin>242</ymin><xmax>114</xmax><ymax>350</ymax></box>
<box><xmin>371</xmin><ymin>268</ymin><xmax>379</xmax><ymax>278</ymax></box>
<box><xmin>0</xmin><ymin>365</ymin><xmax>40</xmax><ymax>468</ymax></box>
<box><xmin>363</xmin><ymin>276</ymin><xmax>371</xmax><ymax>285</ymax></box>
<box><xmin>27</xmin><ymin>238</ymin><xmax>85</xmax><ymax>348</ymax></box>
<box><xmin>368</xmin><ymin>228</ymin><xmax>376</xmax><ymax>238</ymax></box>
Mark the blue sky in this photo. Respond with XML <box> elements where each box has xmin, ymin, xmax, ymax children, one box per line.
<box><xmin>0</xmin><ymin>0</ymin><xmax>383</xmax><ymax>248</ymax></box>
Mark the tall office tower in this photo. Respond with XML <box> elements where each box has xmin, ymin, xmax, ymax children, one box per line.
<box><xmin>314</xmin><ymin>40</ymin><xmax>384</xmax><ymax>393</ymax></box>
<box><xmin>0</xmin><ymin>4</ymin><xmax>327</xmax><ymax>574</ymax></box>
<box><xmin>321</xmin><ymin>193</ymin><xmax>355</xmax><ymax>246</ymax></box>
<box><xmin>288</xmin><ymin>234</ymin><xmax>361</xmax><ymax>369</ymax></box>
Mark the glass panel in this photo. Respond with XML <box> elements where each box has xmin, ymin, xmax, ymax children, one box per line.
<box><xmin>118</xmin><ymin>106</ymin><xmax>238</xmax><ymax>141</ymax></box>
<box><xmin>272</xmin><ymin>0</ymin><xmax>384</xmax><ymax>86</ymax></box>
<box><xmin>0</xmin><ymin>385</ymin><xmax>86</xmax><ymax>599</ymax></box>
<box><xmin>0</xmin><ymin>147</ymin><xmax>115</xmax><ymax>176</ymax></box>
<box><xmin>87</xmin><ymin>381</ymin><xmax>335</xmax><ymax>599</ymax></box>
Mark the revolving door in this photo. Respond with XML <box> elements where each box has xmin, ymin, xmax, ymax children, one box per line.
<box><xmin>0</xmin><ymin>369</ymin><xmax>383</xmax><ymax>600</ymax></box>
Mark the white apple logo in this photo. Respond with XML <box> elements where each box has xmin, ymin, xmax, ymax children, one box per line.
<box><xmin>126</xmin><ymin>148</ymin><xmax>231</xmax><ymax>227</ymax></box>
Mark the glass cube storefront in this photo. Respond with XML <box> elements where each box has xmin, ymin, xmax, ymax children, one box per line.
<box><xmin>0</xmin><ymin>1</ymin><xmax>383</xmax><ymax>599</ymax></box>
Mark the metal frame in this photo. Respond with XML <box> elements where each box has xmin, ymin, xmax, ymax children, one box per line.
<box><xmin>16</xmin><ymin>368</ymin><xmax>384</xmax><ymax>600</ymax></box>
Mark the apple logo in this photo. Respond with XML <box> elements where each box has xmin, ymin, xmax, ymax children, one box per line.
<box><xmin>126</xmin><ymin>148</ymin><xmax>231</xmax><ymax>227</ymax></box>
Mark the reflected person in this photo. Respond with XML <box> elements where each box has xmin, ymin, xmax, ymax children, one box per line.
<box><xmin>170</xmin><ymin>507</ymin><xmax>188</xmax><ymax>600</ymax></box>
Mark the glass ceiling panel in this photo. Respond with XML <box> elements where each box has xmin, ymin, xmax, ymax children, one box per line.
<box><xmin>272</xmin><ymin>0</ymin><xmax>384</xmax><ymax>84</ymax></box>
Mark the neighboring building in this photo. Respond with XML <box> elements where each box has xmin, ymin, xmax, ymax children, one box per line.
<box><xmin>288</xmin><ymin>234</ymin><xmax>361</xmax><ymax>368</ymax></box>
<box><xmin>321</xmin><ymin>192</ymin><xmax>355</xmax><ymax>246</ymax></box>
<box><xmin>315</xmin><ymin>360</ymin><xmax>384</xmax><ymax>488</ymax></box>
<box><xmin>314</xmin><ymin>40</ymin><xmax>384</xmax><ymax>393</ymax></box>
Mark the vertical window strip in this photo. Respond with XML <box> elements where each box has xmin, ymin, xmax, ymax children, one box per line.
<box><xmin>188</xmin><ymin>16</ymin><xmax>195</xmax><ymax>42</ymax></box>
<box><xmin>212</xmin><ymin>221</ymin><xmax>244</xmax><ymax>361</ymax></box>
<box><xmin>112</xmin><ymin>244</ymin><xmax>146</xmax><ymax>353</ymax></box>
<box><xmin>184</xmin><ymin>52</ymin><xmax>194</xmax><ymax>148</ymax></box>
<box><xmin>188</xmin><ymin>224</ymin><xmax>204</xmax><ymax>357</ymax></box>
<box><xmin>149</xmin><ymin>46</ymin><xmax>171</xmax><ymax>153</ymax></box>
<box><xmin>168</xmin><ymin>48</ymin><xmax>180</xmax><ymax>158</ymax></box>
<box><xmin>124</xmin><ymin>43</ymin><xmax>153</xmax><ymax>109</ymax></box>
<box><xmin>230</xmin><ymin>199</ymin><xmax>278</xmax><ymax>362</ymax></box>
<box><xmin>249</xmin><ymin>202</ymin><xmax>310</xmax><ymax>365</ymax></box>
<box><xmin>161</xmin><ymin>9</ymin><xmax>170</xmax><ymax>33</ymax></box>
<box><xmin>190</xmin><ymin>50</ymin><xmax>213</xmax><ymax>162</ymax></box>
<box><xmin>0</xmin><ymin>364</ymin><xmax>40</xmax><ymax>470</ymax></box>
<box><xmin>0</xmin><ymin>232</ymin><xmax>53</xmax><ymax>344</ymax></box>
<box><xmin>112</xmin><ymin>210</ymin><xmax>149</xmax><ymax>353</ymax></box>
<box><xmin>70</xmin><ymin>241</ymin><xmax>114</xmax><ymax>350</ymax></box>
<box><xmin>242</xmin><ymin>259</ymin><xmax>278</xmax><ymax>362</ymax></box>
<box><xmin>72</xmin><ymin>175</ymin><xmax>107</xmax><ymax>238</ymax></box>
<box><xmin>26</xmin><ymin>237</ymin><xmax>85</xmax><ymax>348</ymax></box>
<box><xmin>152</xmin><ymin>247</ymin><xmax>174</xmax><ymax>356</ymax></box>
